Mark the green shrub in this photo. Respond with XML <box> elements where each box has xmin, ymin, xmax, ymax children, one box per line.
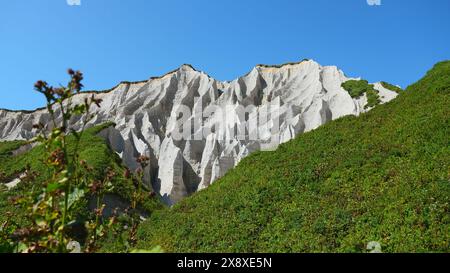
<box><xmin>365</xmin><ymin>89</ymin><xmax>382</xmax><ymax>109</ymax></box>
<box><xmin>341</xmin><ymin>79</ymin><xmax>372</xmax><ymax>98</ymax></box>
<box><xmin>341</xmin><ymin>79</ymin><xmax>381</xmax><ymax>109</ymax></box>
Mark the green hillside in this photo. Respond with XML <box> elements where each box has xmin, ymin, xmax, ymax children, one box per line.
<box><xmin>135</xmin><ymin>61</ymin><xmax>450</xmax><ymax>253</ymax></box>
<box><xmin>0</xmin><ymin>123</ymin><xmax>163</xmax><ymax>228</ymax></box>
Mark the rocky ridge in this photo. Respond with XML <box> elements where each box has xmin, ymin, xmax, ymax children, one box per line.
<box><xmin>0</xmin><ymin>60</ymin><xmax>398</xmax><ymax>205</ymax></box>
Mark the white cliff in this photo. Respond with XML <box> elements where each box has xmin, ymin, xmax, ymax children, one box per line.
<box><xmin>0</xmin><ymin>60</ymin><xmax>399</xmax><ymax>205</ymax></box>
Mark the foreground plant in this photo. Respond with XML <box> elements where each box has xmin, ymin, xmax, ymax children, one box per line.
<box><xmin>0</xmin><ymin>69</ymin><xmax>162</xmax><ymax>253</ymax></box>
<box><xmin>2</xmin><ymin>69</ymin><xmax>107</xmax><ymax>252</ymax></box>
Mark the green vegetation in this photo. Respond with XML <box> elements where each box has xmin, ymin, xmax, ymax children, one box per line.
<box><xmin>341</xmin><ymin>79</ymin><xmax>373</xmax><ymax>98</ymax></box>
<box><xmin>365</xmin><ymin>89</ymin><xmax>382</xmax><ymax>109</ymax></box>
<box><xmin>0</xmin><ymin>123</ymin><xmax>161</xmax><ymax>209</ymax></box>
<box><xmin>1</xmin><ymin>61</ymin><xmax>449</xmax><ymax>253</ymax></box>
<box><xmin>381</xmin><ymin>81</ymin><xmax>404</xmax><ymax>93</ymax></box>
<box><xmin>0</xmin><ymin>70</ymin><xmax>163</xmax><ymax>253</ymax></box>
<box><xmin>1</xmin><ymin>125</ymin><xmax>163</xmax><ymax>245</ymax></box>
<box><xmin>135</xmin><ymin>61</ymin><xmax>450</xmax><ymax>253</ymax></box>
<box><xmin>0</xmin><ymin>140</ymin><xmax>26</xmax><ymax>160</ymax></box>
<box><xmin>341</xmin><ymin>79</ymin><xmax>382</xmax><ymax>109</ymax></box>
<box><xmin>0</xmin><ymin>123</ymin><xmax>162</xmax><ymax>248</ymax></box>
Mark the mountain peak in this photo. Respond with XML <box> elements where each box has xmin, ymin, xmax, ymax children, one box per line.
<box><xmin>0</xmin><ymin>59</ymin><xmax>405</xmax><ymax>206</ymax></box>
<box><xmin>178</xmin><ymin>64</ymin><xmax>197</xmax><ymax>72</ymax></box>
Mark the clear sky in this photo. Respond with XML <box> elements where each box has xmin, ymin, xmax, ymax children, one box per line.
<box><xmin>0</xmin><ymin>0</ymin><xmax>449</xmax><ymax>110</ymax></box>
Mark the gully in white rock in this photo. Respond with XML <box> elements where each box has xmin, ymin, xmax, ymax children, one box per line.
<box><xmin>0</xmin><ymin>59</ymin><xmax>399</xmax><ymax>205</ymax></box>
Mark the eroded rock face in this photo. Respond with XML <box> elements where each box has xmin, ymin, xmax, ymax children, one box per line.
<box><xmin>0</xmin><ymin>60</ymin><xmax>399</xmax><ymax>205</ymax></box>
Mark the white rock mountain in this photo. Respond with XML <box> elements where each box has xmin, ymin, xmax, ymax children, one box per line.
<box><xmin>0</xmin><ymin>60</ymin><xmax>398</xmax><ymax>205</ymax></box>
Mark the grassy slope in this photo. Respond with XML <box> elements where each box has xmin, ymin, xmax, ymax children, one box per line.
<box><xmin>136</xmin><ymin>61</ymin><xmax>450</xmax><ymax>253</ymax></box>
<box><xmin>0</xmin><ymin>141</ymin><xmax>26</xmax><ymax>161</ymax></box>
<box><xmin>0</xmin><ymin>123</ymin><xmax>163</xmax><ymax>227</ymax></box>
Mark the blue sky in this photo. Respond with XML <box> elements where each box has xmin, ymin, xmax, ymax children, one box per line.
<box><xmin>0</xmin><ymin>0</ymin><xmax>449</xmax><ymax>110</ymax></box>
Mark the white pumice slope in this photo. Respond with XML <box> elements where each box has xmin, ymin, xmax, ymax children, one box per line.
<box><xmin>0</xmin><ymin>60</ymin><xmax>398</xmax><ymax>205</ymax></box>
